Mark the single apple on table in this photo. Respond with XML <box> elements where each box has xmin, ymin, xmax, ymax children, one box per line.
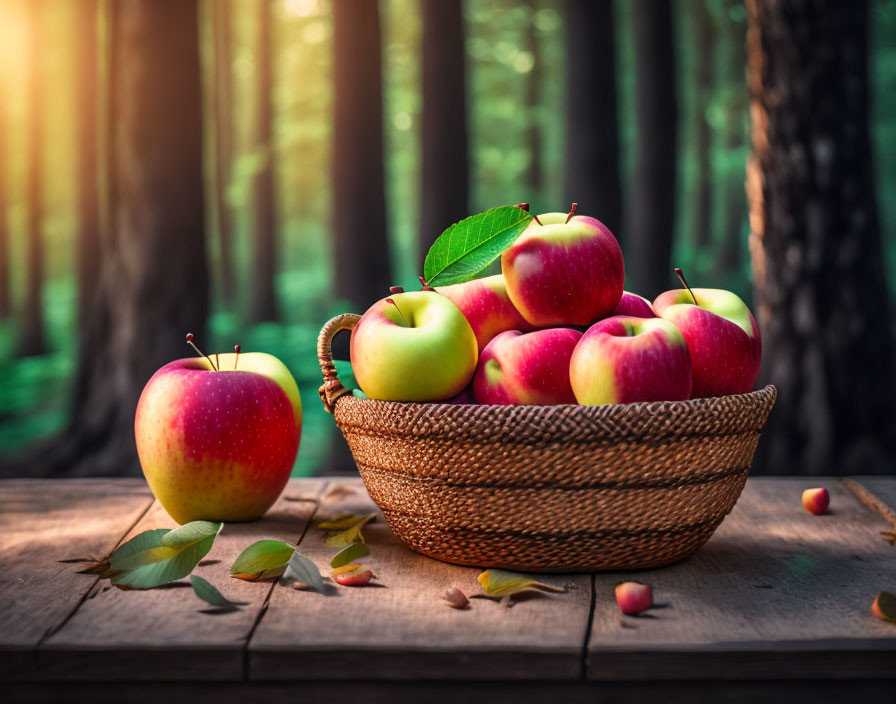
<box><xmin>135</xmin><ymin>340</ymin><xmax>302</xmax><ymax>524</ymax></box>
<box><xmin>501</xmin><ymin>204</ymin><xmax>624</xmax><ymax>327</ymax></box>
<box><xmin>350</xmin><ymin>291</ymin><xmax>478</xmax><ymax>402</ymax></box>
<box><xmin>435</xmin><ymin>274</ymin><xmax>534</xmax><ymax>353</ymax></box>
<box><xmin>473</xmin><ymin>328</ymin><xmax>582</xmax><ymax>405</ymax></box>
<box><xmin>611</xmin><ymin>291</ymin><xmax>656</xmax><ymax>319</ymax></box>
<box><xmin>570</xmin><ymin>316</ymin><xmax>692</xmax><ymax>405</ymax></box>
<box><xmin>653</xmin><ymin>269</ymin><xmax>761</xmax><ymax>398</ymax></box>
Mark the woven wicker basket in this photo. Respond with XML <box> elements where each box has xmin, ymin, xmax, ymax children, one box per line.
<box><xmin>318</xmin><ymin>313</ymin><xmax>776</xmax><ymax>572</ymax></box>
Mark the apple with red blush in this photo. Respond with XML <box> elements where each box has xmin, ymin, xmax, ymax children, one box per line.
<box><xmin>611</xmin><ymin>291</ymin><xmax>656</xmax><ymax>318</ymax></box>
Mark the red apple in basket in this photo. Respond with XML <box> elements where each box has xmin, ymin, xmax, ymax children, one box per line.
<box><xmin>135</xmin><ymin>339</ymin><xmax>302</xmax><ymax>524</ymax></box>
<box><xmin>653</xmin><ymin>270</ymin><xmax>761</xmax><ymax>398</ymax></box>
<box><xmin>473</xmin><ymin>328</ymin><xmax>582</xmax><ymax>405</ymax></box>
<box><xmin>435</xmin><ymin>274</ymin><xmax>535</xmax><ymax>353</ymax></box>
<box><xmin>610</xmin><ymin>291</ymin><xmax>656</xmax><ymax>319</ymax></box>
<box><xmin>570</xmin><ymin>316</ymin><xmax>692</xmax><ymax>405</ymax></box>
<box><xmin>501</xmin><ymin>204</ymin><xmax>624</xmax><ymax>327</ymax></box>
<box><xmin>350</xmin><ymin>291</ymin><xmax>478</xmax><ymax>402</ymax></box>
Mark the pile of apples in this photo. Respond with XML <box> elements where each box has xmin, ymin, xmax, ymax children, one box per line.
<box><xmin>350</xmin><ymin>208</ymin><xmax>761</xmax><ymax>406</ymax></box>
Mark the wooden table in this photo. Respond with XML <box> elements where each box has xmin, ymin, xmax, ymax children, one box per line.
<box><xmin>2</xmin><ymin>476</ymin><xmax>895</xmax><ymax>703</ymax></box>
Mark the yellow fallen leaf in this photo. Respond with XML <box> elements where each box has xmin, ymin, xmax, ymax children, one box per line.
<box><xmin>318</xmin><ymin>513</ymin><xmax>374</xmax><ymax>530</ymax></box>
<box><xmin>325</xmin><ymin>514</ymin><xmax>376</xmax><ymax>547</ymax></box>
<box><xmin>331</xmin><ymin>563</ymin><xmax>362</xmax><ymax>577</ymax></box>
<box><xmin>478</xmin><ymin>569</ymin><xmax>568</xmax><ymax>597</ymax></box>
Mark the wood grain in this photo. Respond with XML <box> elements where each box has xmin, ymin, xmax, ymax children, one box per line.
<box><xmin>0</xmin><ymin>478</ymin><xmax>154</xmax><ymax>679</ymax></box>
<box><xmin>248</xmin><ymin>478</ymin><xmax>593</xmax><ymax>680</ymax></box>
<box><xmin>586</xmin><ymin>478</ymin><xmax>896</xmax><ymax>679</ymax></box>
<box><xmin>38</xmin><ymin>478</ymin><xmax>326</xmax><ymax>681</ymax></box>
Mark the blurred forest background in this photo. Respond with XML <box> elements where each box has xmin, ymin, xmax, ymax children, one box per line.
<box><xmin>0</xmin><ymin>0</ymin><xmax>894</xmax><ymax>478</ymax></box>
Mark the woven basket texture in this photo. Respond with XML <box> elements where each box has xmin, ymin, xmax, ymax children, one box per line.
<box><xmin>319</xmin><ymin>313</ymin><xmax>777</xmax><ymax>572</ymax></box>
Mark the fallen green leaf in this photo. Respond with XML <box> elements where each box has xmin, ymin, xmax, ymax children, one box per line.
<box><xmin>280</xmin><ymin>551</ymin><xmax>324</xmax><ymax>593</ymax></box>
<box><xmin>191</xmin><ymin>575</ymin><xmax>240</xmax><ymax>609</ymax></box>
<box><xmin>318</xmin><ymin>513</ymin><xmax>372</xmax><ymax>530</ymax></box>
<box><xmin>325</xmin><ymin>514</ymin><xmax>376</xmax><ymax>547</ymax></box>
<box><xmin>423</xmin><ymin>205</ymin><xmax>533</xmax><ymax>286</ymax></box>
<box><xmin>478</xmin><ymin>569</ymin><xmax>568</xmax><ymax>598</ymax></box>
<box><xmin>230</xmin><ymin>540</ymin><xmax>295</xmax><ymax>575</ymax></box>
<box><xmin>331</xmin><ymin>540</ymin><xmax>370</xmax><ymax>568</ymax></box>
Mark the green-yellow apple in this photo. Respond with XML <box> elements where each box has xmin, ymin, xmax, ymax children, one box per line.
<box><xmin>435</xmin><ymin>274</ymin><xmax>534</xmax><ymax>352</ymax></box>
<box><xmin>501</xmin><ymin>210</ymin><xmax>624</xmax><ymax>327</ymax></box>
<box><xmin>653</xmin><ymin>287</ymin><xmax>761</xmax><ymax>398</ymax></box>
<box><xmin>570</xmin><ymin>316</ymin><xmax>692</xmax><ymax>405</ymax></box>
<box><xmin>611</xmin><ymin>291</ymin><xmax>656</xmax><ymax>318</ymax></box>
<box><xmin>350</xmin><ymin>291</ymin><xmax>478</xmax><ymax>402</ymax></box>
<box><xmin>473</xmin><ymin>328</ymin><xmax>582</xmax><ymax>405</ymax></box>
<box><xmin>135</xmin><ymin>350</ymin><xmax>302</xmax><ymax>524</ymax></box>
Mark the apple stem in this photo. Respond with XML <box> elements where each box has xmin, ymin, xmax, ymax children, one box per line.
<box><xmin>516</xmin><ymin>202</ymin><xmax>530</xmax><ymax>211</ymax></box>
<box><xmin>565</xmin><ymin>202</ymin><xmax>578</xmax><ymax>223</ymax></box>
<box><xmin>185</xmin><ymin>332</ymin><xmax>218</xmax><ymax>371</ymax></box>
<box><xmin>674</xmin><ymin>267</ymin><xmax>699</xmax><ymax>306</ymax></box>
<box><xmin>418</xmin><ymin>275</ymin><xmax>434</xmax><ymax>291</ymax></box>
<box><xmin>389</xmin><ymin>285</ymin><xmax>404</xmax><ymax>294</ymax></box>
<box><xmin>533</xmin><ymin>214</ymin><xmax>543</xmax><ymax>226</ymax></box>
<box><xmin>234</xmin><ymin>344</ymin><xmax>241</xmax><ymax>370</ymax></box>
<box><xmin>385</xmin><ymin>297</ymin><xmax>409</xmax><ymax>327</ymax></box>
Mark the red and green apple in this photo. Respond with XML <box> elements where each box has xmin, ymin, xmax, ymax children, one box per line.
<box><xmin>473</xmin><ymin>328</ymin><xmax>582</xmax><ymax>405</ymax></box>
<box><xmin>350</xmin><ymin>291</ymin><xmax>478</xmax><ymax>402</ymax></box>
<box><xmin>611</xmin><ymin>291</ymin><xmax>656</xmax><ymax>318</ymax></box>
<box><xmin>570</xmin><ymin>316</ymin><xmax>692</xmax><ymax>405</ymax></box>
<box><xmin>135</xmin><ymin>350</ymin><xmax>302</xmax><ymax>524</ymax></box>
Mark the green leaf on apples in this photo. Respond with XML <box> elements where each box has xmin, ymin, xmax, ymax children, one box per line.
<box><xmin>330</xmin><ymin>540</ymin><xmax>370</xmax><ymax>568</ymax></box>
<box><xmin>191</xmin><ymin>575</ymin><xmax>241</xmax><ymax>609</ymax></box>
<box><xmin>230</xmin><ymin>539</ymin><xmax>295</xmax><ymax>576</ymax></box>
<box><xmin>280</xmin><ymin>551</ymin><xmax>325</xmax><ymax>592</ymax></box>
<box><xmin>109</xmin><ymin>521</ymin><xmax>221</xmax><ymax>590</ymax></box>
<box><xmin>423</xmin><ymin>205</ymin><xmax>533</xmax><ymax>286</ymax></box>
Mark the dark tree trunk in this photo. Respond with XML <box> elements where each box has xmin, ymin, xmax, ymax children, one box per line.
<box><xmin>212</xmin><ymin>0</ymin><xmax>235</xmax><ymax>306</ymax></box>
<box><xmin>0</xmin><ymin>76</ymin><xmax>9</xmax><ymax>318</ymax></box>
<box><xmin>1</xmin><ymin>0</ymin><xmax>208</xmax><ymax>477</ymax></box>
<box><xmin>250</xmin><ymin>0</ymin><xmax>279</xmax><ymax>323</ymax></box>
<box><xmin>419</xmin><ymin>0</ymin><xmax>469</xmax><ymax>262</ymax></box>
<box><xmin>331</xmin><ymin>0</ymin><xmax>391</xmax><ymax>309</ymax></box>
<box><xmin>563</xmin><ymin>0</ymin><xmax>621</xmax><ymax>237</ymax></box>
<box><xmin>75</xmin><ymin>0</ymin><xmax>101</xmax><ymax>331</ymax></box>
<box><xmin>627</xmin><ymin>0</ymin><xmax>677</xmax><ymax>298</ymax></box>
<box><xmin>746</xmin><ymin>0</ymin><xmax>894</xmax><ymax>475</ymax></box>
<box><xmin>717</xmin><ymin>3</ymin><xmax>748</xmax><ymax>272</ymax></box>
<box><xmin>20</xmin><ymin>1</ymin><xmax>47</xmax><ymax>356</ymax></box>
<box><xmin>691</xmin><ymin>0</ymin><xmax>714</xmax><ymax>250</ymax></box>
<box><xmin>525</xmin><ymin>1</ymin><xmax>542</xmax><ymax>198</ymax></box>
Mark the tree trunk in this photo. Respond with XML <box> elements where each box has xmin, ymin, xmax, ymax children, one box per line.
<box><xmin>250</xmin><ymin>0</ymin><xmax>279</xmax><ymax>323</ymax></box>
<box><xmin>1</xmin><ymin>0</ymin><xmax>208</xmax><ymax>477</ymax></box>
<box><xmin>419</xmin><ymin>0</ymin><xmax>469</xmax><ymax>263</ymax></box>
<box><xmin>691</xmin><ymin>0</ymin><xmax>714</xmax><ymax>250</ymax></box>
<box><xmin>331</xmin><ymin>0</ymin><xmax>391</xmax><ymax>309</ymax></box>
<box><xmin>717</xmin><ymin>3</ymin><xmax>748</xmax><ymax>272</ymax></box>
<box><xmin>20</xmin><ymin>1</ymin><xmax>47</xmax><ymax>356</ymax></box>
<box><xmin>0</xmin><ymin>74</ymin><xmax>9</xmax><ymax>318</ymax></box>
<box><xmin>627</xmin><ymin>0</ymin><xmax>677</xmax><ymax>298</ymax></box>
<box><xmin>212</xmin><ymin>0</ymin><xmax>235</xmax><ymax>306</ymax></box>
<box><xmin>75</xmin><ymin>0</ymin><xmax>101</xmax><ymax>331</ymax></box>
<box><xmin>563</xmin><ymin>0</ymin><xmax>621</xmax><ymax>237</ymax></box>
<box><xmin>525</xmin><ymin>1</ymin><xmax>542</xmax><ymax>198</ymax></box>
<box><xmin>746</xmin><ymin>0</ymin><xmax>895</xmax><ymax>475</ymax></box>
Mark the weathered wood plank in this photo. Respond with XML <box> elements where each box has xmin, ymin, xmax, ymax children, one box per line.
<box><xmin>38</xmin><ymin>478</ymin><xmax>327</xmax><ymax>681</ymax></box>
<box><xmin>587</xmin><ymin>478</ymin><xmax>896</xmax><ymax>680</ymax></box>
<box><xmin>248</xmin><ymin>478</ymin><xmax>593</xmax><ymax>680</ymax></box>
<box><xmin>0</xmin><ymin>478</ymin><xmax>154</xmax><ymax>680</ymax></box>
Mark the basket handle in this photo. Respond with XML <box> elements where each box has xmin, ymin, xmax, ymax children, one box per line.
<box><xmin>317</xmin><ymin>313</ymin><xmax>361</xmax><ymax>414</ymax></box>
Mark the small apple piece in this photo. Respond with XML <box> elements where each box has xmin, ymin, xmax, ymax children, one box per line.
<box><xmin>871</xmin><ymin>591</ymin><xmax>896</xmax><ymax>622</ymax></box>
<box><xmin>570</xmin><ymin>316</ymin><xmax>692</xmax><ymax>405</ymax></box>
<box><xmin>333</xmin><ymin>565</ymin><xmax>373</xmax><ymax>586</ymax></box>
<box><xmin>502</xmin><ymin>209</ymin><xmax>624</xmax><ymax>327</ymax></box>
<box><xmin>435</xmin><ymin>274</ymin><xmax>534</xmax><ymax>353</ymax></box>
<box><xmin>802</xmin><ymin>487</ymin><xmax>830</xmax><ymax>515</ymax></box>
<box><xmin>611</xmin><ymin>291</ymin><xmax>656</xmax><ymax>319</ymax></box>
<box><xmin>615</xmin><ymin>581</ymin><xmax>653</xmax><ymax>615</ymax></box>
<box><xmin>350</xmin><ymin>291</ymin><xmax>478</xmax><ymax>402</ymax></box>
<box><xmin>135</xmin><ymin>348</ymin><xmax>302</xmax><ymax>524</ymax></box>
<box><xmin>653</xmin><ymin>273</ymin><xmax>761</xmax><ymax>398</ymax></box>
<box><xmin>473</xmin><ymin>328</ymin><xmax>582</xmax><ymax>405</ymax></box>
